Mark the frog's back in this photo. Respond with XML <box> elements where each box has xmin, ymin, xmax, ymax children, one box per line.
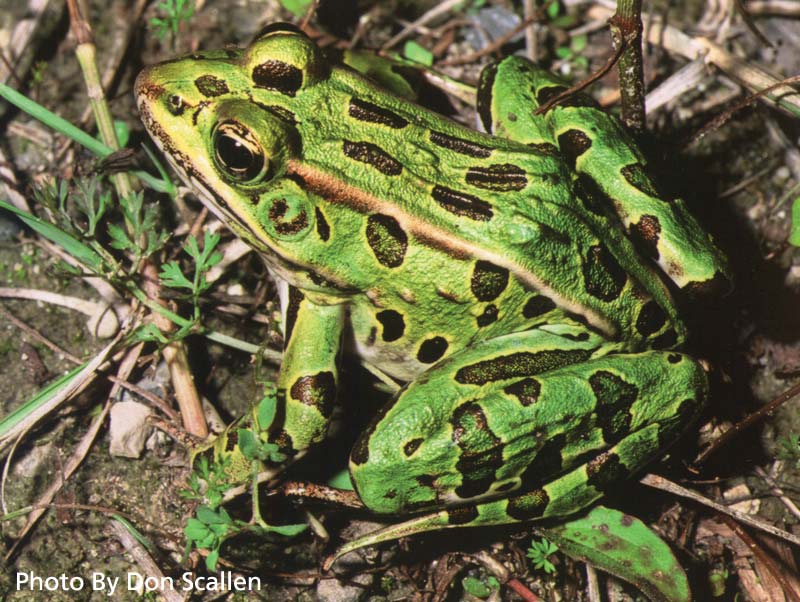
<box><xmin>265</xmin><ymin>47</ymin><xmax>683</xmax><ymax>351</ymax></box>
<box><xmin>135</xmin><ymin>27</ymin><xmax>685</xmax><ymax>369</ymax></box>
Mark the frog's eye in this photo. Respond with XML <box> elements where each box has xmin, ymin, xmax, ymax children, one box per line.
<box><xmin>212</xmin><ymin>122</ymin><xmax>269</xmax><ymax>184</ymax></box>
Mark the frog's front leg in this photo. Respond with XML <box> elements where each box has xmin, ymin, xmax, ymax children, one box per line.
<box><xmin>336</xmin><ymin>324</ymin><xmax>706</xmax><ymax>561</ymax></box>
<box><xmin>272</xmin><ymin>285</ymin><xmax>346</xmax><ymax>456</ymax></box>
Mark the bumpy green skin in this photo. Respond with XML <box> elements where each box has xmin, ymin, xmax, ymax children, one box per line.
<box><xmin>135</xmin><ymin>25</ymin><xmax>728</xmax><ymax>549</ymax></box>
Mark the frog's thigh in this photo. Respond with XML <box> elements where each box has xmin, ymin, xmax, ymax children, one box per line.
<box><xmin>349</xmin><ymin>333</ymin><xmax>706</xmax><ymax>539</ymax></box>
<box><xmin>479</xmin><ymin>56</ymin><xmax>730</xmax><ymax>294</ymax></box>
<box><xmin>275</xmin><ymin>286</ymin><xmax>346</xmax><ymax>455</ymax></box>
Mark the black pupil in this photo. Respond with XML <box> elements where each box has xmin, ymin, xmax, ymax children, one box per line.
<box><xmin>215</xmin><ymin>133</ymin><xmax>263</xmax><ymax>180</ymax></box>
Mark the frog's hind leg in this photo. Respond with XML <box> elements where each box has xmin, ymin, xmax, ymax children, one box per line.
<box><xmin>336</xmin><ymin>325</ymin><xmax>707</xmax><ymax>562</ymax></box>
<box><xmin>478</xmin><ymin>57</ymin><xmax>730</xmax><ymax>296</ymax></box>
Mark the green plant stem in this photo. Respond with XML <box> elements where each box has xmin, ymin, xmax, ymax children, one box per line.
<box><xmin>74</xmin><ymin>43</ymin><xmax>134</xmax><ymax>202</ymax></box>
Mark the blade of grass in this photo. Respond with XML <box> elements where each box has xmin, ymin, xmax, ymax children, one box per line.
<box><xmin>0</xmin><ymin>199</ymin><xmax>105</xmax><ymax>271</ymax></box>
<box><xmin>0</xmin><ymin>82</ymin><xmax>173</xmax><ymax>194</ymax></box>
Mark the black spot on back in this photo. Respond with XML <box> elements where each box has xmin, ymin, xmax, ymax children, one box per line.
<box><xmin>476</xmin><ymin>63</ymin><xmax>498</xmax><ymax>133</ymax></box>
<box><xmin>376</xmin><ymin>309</ymin><xmax>405</xmax><ymax>341</ymax></box>
<box><xmin>629</xmin><ymin>215</ymin><xmax>661</xmax><ymax>260</ymax></box>
<box><xmin>315</xmin><ymin>207</ymin><xmax>330</xmax><ymax>241</ymax></box>
<box><xmin>557</xmin><ymin>129</ymin><xmax>592</xmax><ymax>168</ymax></box>
<box><xmin>448</xmin><ymin>506</ymin><xmax>479</xmax><ymax>525</ymax></box>
<box><xmin>621</xmin><ymin>163</ymin><xmax>664</xmax><ymax>199</ymax></box>
<box><xmin>506</xmin><ymin>488</ymin><xmax>550</xmax><ymax>520</ymax></box>
<box><xmin>430</xmin><ymin>130</ymin><xmax>492</xmax><ymax>158</ymax></box>
<box><xmin>350</xmin><ymin>395</ymin><xmax>396</xmax><ymax>466</ymax></box>
<box><xmin>523</xmin><ymin>295</ymin><xmax>556</xmax><ymax>318</ymax></box>
<box><xmin>283</xmin><ymin>287</ymin><xmax>304</xmax><ymax>349</ymax></box>
<box><xmin>366</xmin><ymin>214</ymin><xmax>407</xmax><ymax>267</ymax></box>
<box><xmin>290</xmin><ymin>371</ymin><xmax>336</xmax><ymax>418</ymax></box>
<box><xmin>452</xmin><ymin>401</ymin><xmax>503</xmax><ymax>498</ymax></box>
<box><xmin>343</xmin><ymin>140</ymin><xmax>402</xmax><ymax>176</ymax></box>
<box><xmin>527</xmin><ymin>142</ymin><xmax>559</xmax><ymax>156</ymax></box>
<box><xmin>588</xmin><ymin>370</ymin><xmax>637</xmax><ymax>444</ymax></box>
<box><xmin>403</xmin><ymin>437</ymin><xmax>423</xmax><ymax>456</ymax></box>
<box><xmin>635</xmin><ymin>300</ymin><xmax>667</xmax><ymax>337</ymax></box>
<box><xmin>656</xmin><ymin>397</ymin><xmax>701</xmax><ymax>447</ymax></box>
<box><xmin>471</xmin><ymin>261</ymin><xmax>509</xmax><ymax>301</ymax></box>
<box><xmin>194</xmin><ymin>75</ymin><xmax>229</xmax><ymax>97</ymax></box>
<box><xmin>252</xmin><ymin>60</ymin><xmax>303</xmax><ymax>96</ymax></box>
<box><xmin>432</xmin><ymin>186</ymin><xmax>493</xmax><ymax>221</ymax></box>
<box><xmin>348</xmin><ymin>98</ymin><xmax>408</xmax><ymax>128</ymax></box>
<box><xmin>586</xmin><ymin>451</ymin><xmax>628</xmax><ymax>493</ymax></box>
<box><xmin>466</xmin><ymin>164</ymin><xmax>528</xmax><ymax>191</ymax></box>
<box><xmin>476</xmin><ymin>304</ymin><xmax>498</xmax><ymax>327</ymax></box>
<box><xmin>574</xmin><ymin>173</ymin><xmax>614</xmax><ymax>217</ymax></box>
<box><xmin>582</xmin><ymin>244</ymin><xmax>627</xmax><ymax>302</ymax></box>
<box><xmin>456</xmin><ymin>349</ymin><xmax>591</xmax><ymax>385</ymax></box>
<box><xmin>519</xmin><ymin>432</ymin><xmax>565</xmax><ymax>485</ymax></box>
<box><xmin>504</xmin><ymin>378</ymin><xmax>541</xmax><ymax>406</ymax></box>
<box><xmin>417</xmin><ymin>336</ymin><xmax>448</xmax><ymax>364</ymax></box>
<box><xmin>261</xmin><ymin>103</ymin><xmax>297</xmax><ymax>125</ymax></box>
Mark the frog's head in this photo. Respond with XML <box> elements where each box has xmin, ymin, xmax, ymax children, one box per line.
<box><xmin>135</xmin><ymin>26</ymin><xmax>344</xmax><ymax>288</ymax></box>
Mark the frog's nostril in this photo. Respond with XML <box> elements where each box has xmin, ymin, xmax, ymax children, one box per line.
<box><xmin>166</xmin><ymin>94</ymin><xmax>185</xmax><ymax>116</ymax></box>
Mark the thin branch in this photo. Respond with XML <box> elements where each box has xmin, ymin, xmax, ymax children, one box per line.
<box><xmin>641</xmin><ymin>474</ymin><xmax>800</xmax><ymax>548</ymax></box>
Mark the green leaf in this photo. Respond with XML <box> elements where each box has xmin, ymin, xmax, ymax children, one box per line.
<box><xmin>236</xmin><ymin>428</ymin><xmax>258</xmax><ymax>461</ymax></box>
<box><xmin>527</xmin><ymin>537</ymin><xmax>558</xmax><ymax>574</ymax></box>
<box><xmin>205</xmin><ymin>548</ymin><xmax>220</xmax><ymax>572</ymax></box>
<box><xmin>196</xmin><ymin>505</ymin><xmax>231</xmax><ymax>526</ymax></box>
<box><xmin>255</xmin><ymin>395</ymin><xmax>277</xmax><ymax>430</ymax></box>
<box><xmin>265</xmin><ymin>522</ymin><xmax>308</xmax><ymax>537</ymax></box>
<box><xmin>547</xmin><ymin>0</ymin><xmax>561</xmax><ymax>19</ymax></box>
<box><xmin>571</xmin><ymin>34</ymin><xmax>588</xmax><ymax>53</ymax></box>
<box><xmin>403</xmin><ymin>41</ymin><xmax>434</xmax><ymax>66</ymax></box>
<box><xmin>132</xmin><ymin>323</ymin><xmax>170</xmax><ymax>344</ymax></box>
<box><xmin>462</xmin><ymin>576</ymin><xmax>494</xmax><ymax>598</ymax></box>
<box><xmin>790</xmin><ymin>196</ymin><xmax>800</xmax><ymax>246</ymax></box>
<box><xmin>555</xmin><ymin>46</ymin><xmax>573</xmax><ymax>60</ymax></box>
<box><xmin>541</xmin><ymin>506</ymin><xmax>691</xmax><ymax>602</ymax></box>
<box><xmin>327</xmin><ymin>469</ymin><xmax>354</xmax><ymax>491</ymax></box>
<box><xmin>279</xmin><ymin>0</ymin><xmax>313</xmax><ymax>16</ymax></box>
<box><xmin>107</xmin><ymin>222</ymin><xmax>134</xmax><ymax>252</ymax></box>
<box><xmin>160</xmin><ymin>261</ymin><xmax>193</xmax><ymax>290</ymax></box>
<box><xmin>184</xmin><ymin>517</ymin><xmax>210</xmax><ymax>541</ymax></box>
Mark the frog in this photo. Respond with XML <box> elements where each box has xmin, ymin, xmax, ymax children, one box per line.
<box><xmin>135</xmin><ymin>22</ymin><xmax>729</xmax><ymax>562</ymax></box>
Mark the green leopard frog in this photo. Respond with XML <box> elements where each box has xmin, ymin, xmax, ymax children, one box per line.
<box><xmin>135</xmin><ymin>23</ymin><xmax>729</xmax><ymax>557</ymax></box>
